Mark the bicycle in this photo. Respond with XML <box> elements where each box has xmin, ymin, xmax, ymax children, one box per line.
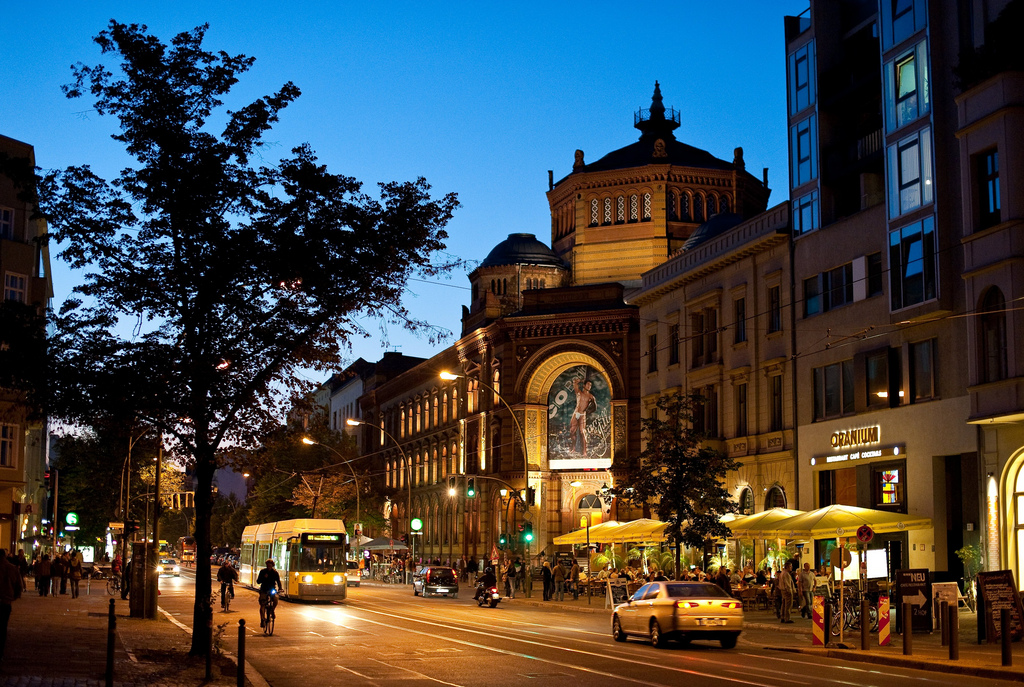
<box><xmin>260</xmin><ymin>589</ymin><xmax>279</xmax><ymax>636</ymax></box>
<box><xmin>220</xmin><ymin>582</ymin><xmax>233</xmax><ymax>612</ymax></box>
<box><xmin>106</xmin><ymin>575</ymin><xmax>122</xmax><ymax>596</ymax></box>
<box><xmin>829</xmin><ymin>588</ymin><xmax>878</xmax><ymax>636</ymax></box>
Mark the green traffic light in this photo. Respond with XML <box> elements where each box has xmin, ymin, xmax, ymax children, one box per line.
<box><xmin>525</xmin><ymin>532</ymin><xmax>534</xmax><ymax>542</ymax></box>
<box><xmin>466</xmin><ymin>478</ymin><xmax>476</xmax><ymax>497</ymax></box>
<box><xmin>411</xmin><ymin>517</ymin><xmax>423</xmax><ymax>531</ymax></box>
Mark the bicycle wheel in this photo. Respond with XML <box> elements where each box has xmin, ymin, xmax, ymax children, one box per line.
<box><xmin>106</xmin><ymin>577</ymin><xmax>118</xmax><ymax>596</ymax></box>
<box><xmin>265</xmin><ymin>606</ymin><xmax>275</xmax><ymax>636</ymax></box>
<box><xmin>222</xmin><ymin>591</ymin><xmax>230</xmax><ymax>612</ymax></box>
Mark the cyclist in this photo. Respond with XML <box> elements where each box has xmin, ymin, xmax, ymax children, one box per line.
<box><xmin>216</xmin><ymin>559</ymin><xmax>238</xmax><ymax>609</ymax></box>
<box><xmin>257</xmin><ymin>559</ymin><xmax>282</xmax><ymax>628</ymax></box>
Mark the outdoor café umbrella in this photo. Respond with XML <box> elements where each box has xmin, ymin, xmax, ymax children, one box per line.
<box><xmin>362</xmin><ymin>536</ymin><xmax>410</xmax><ymax>551</ymax></box>
<box><xmin>601</xmin><ymin>519</ymin><xmax>668</xmax><ymax>544</ymax></box>
<box><xmin>552</xmin><ymin>520</ymin><xmax>621</xmax><ymax>546</ymax></box>
<box><xmin>725</xmin><ymin>508</ymin><xmax>805</xmax><ymax>538</ymax></box>
<box><xmin>765</xmin><ymin>504</ymin><xmax>931</xmax><ymax>540</ymax></box>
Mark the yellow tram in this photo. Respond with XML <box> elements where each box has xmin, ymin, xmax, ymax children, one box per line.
<box><xmin>240</xmin><ymin>518</ymin><xmax>348</xmax><ymax>602</ymax></box>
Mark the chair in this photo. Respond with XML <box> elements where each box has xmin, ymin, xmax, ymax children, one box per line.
<box><xmin>756</xmin><ymin>588</ymin><xmax>770</xmax><ymax>611</ymax></box>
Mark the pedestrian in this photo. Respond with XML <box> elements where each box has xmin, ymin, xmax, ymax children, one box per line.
<box><xmin>14</xmin><ymin>550</ymin><xmax>28</xmax><ymax>594</ymax></box>
<box><xmin>569</xmin><ymin>560</ymin><xmax>580</xmax><ymax>600</ymax></box>
<box><xmin>780</xmin><ymin>562</ymin><xmax>795</xmax><ymax>623</ymax></box>
<box><xmin>69</xmin><ymin>551</ymin><xmax>83</xmax><ymax>599</ymax></box>
<box><xmin>552</xmin><ymin>560</ymin><xmax>566</xmax><ymax>601</ymax></box>
<box><xmin>34</xmin><ymin>554</ymin><xmax>51</xmax><ymax>596</ymax></box>
<box><xmin>523</xmin><ymin>562</ymin><xmax>533</xmax><ymax>598</ymax></box>
<box><xmin>58</xmin><ymin>552</ymin><xmax>70</xmax><ymax>595</ymax></box>
<box><xmin>503</xmin><ymin>562</ymin><xmax>514</xmax><ymax>599</ymax></box>
<box><xmin>798</xmin><ymin>562</ymin><xmax>816</xmax><ymax>618</ymax></box>
<box><xmin>0</xmin><ymin>549</ymin><xmax>23</xmax><ymax>670</ymax></box>
<box><xmin>541</xmin><ymin>560</ymin><xmax>552</xmax><ymax>601</ymax></box>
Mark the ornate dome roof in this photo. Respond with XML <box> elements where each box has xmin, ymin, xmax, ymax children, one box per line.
<box><xmin>480</xmin><ymin>233</ymin><xmax>565</xmax><ymax>268</ymax></box>
<box><xmin>680</xmin><ymin>213</ymin><xmax>744</xmax><ymax>251</ymax></box>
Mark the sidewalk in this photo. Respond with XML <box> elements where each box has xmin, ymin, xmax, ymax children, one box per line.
<box><xmin>2</xmin><ymin>579</ymin><xmax>261</xmax><ymax>687</ymax></box>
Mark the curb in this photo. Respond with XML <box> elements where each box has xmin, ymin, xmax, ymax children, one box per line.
<box><xmin>159</xmin><ymin>606</ymin><xmax>271</xmax><ymax>687</ymax></box>
<box><xmin>745</xmin><ymin>621</ymin><xmax>813</xmax><ymax>635</ymax></box>
<box><xmin>766</xmin><ymin>645</ymin><xmax>1024</xmax><ymax>683</ymax></box>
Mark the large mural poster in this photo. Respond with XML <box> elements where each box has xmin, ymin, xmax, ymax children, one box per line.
<box><xmin>547</xmin><ymin>365</ymin><xmax>612</xmax><ymax>469</ymax></box>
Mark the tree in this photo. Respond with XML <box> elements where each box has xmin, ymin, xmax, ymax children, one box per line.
<box><xmin>619</xmin><ymin>392</ymin><xmax>741</xmax><ymax>579</ymax></box>
<box><xmin>40</xmin><ymin>21</ymin><xmax>458</xmax><ymax>655</ymax></box>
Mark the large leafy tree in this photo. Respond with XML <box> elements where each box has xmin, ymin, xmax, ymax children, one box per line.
<box><xmin>40</xmin><ymin>21</ymin><xmax>458</xmax><ymax>654</ymax></box>
<box><xmin>620</xmin><ymin>392</ymin><xmax>741</xmax><ymax>579</ymax></box>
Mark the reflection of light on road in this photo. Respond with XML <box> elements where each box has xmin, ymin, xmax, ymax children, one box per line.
<box><xmin>303</xmin><ymin>607</ymin><xmax>353</xmax><ymax>624</ymax></box>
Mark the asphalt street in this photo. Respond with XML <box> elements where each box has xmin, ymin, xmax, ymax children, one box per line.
<box><xmin>155</xmin><ymin>570</ymin><xmax>1016</xmax><ymax>687</ymax></box>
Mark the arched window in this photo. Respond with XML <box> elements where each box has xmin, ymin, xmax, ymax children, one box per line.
<box><xmin>415</xmin><ymin>403</ymin><xmax>421</xmax><ymax>433</ymax></box>
<box><xmin>629</xmin><ymin>194</ymin><xmax>639</xmax><ymax>221</ymax></box>
<box><xmin>980</xmin><ymin>287</ymin><xmax>1008</xmax><ymax>383</ymax></box>
<box><xmin>603</xmin><ymin>197</ymin><xmax>612</xmax><ymax>225</ymax></box>
<box><xmin>433</xmin><ymin>396</ymin><xmax>439</xmax><ymax>425</ymax></box>
<box><xmin>490</xmin><ymin>279</ymin><xmax>495</xmax><ymax>294</ymax></box>
<box><xmin>442</xmin><ymin>392</ymin><xmax>448</xmax><ymax>423</ymax></box>
<box><xmin>492</xmin><ymin>367</ymin><xmax>501</xmax><ymax>403</ymax></box>
<box><xmin>400</xmin><ymin>408</ymin><xmax>406</xmax><ymax>438</ymax></box>
<box><xmin>432</xmin><ymin>448</ymin><xmax>439</xmax><ymax>484</ymax></box>
<box><xmin>668</xmin><ymin>192</ymin><xmax>678</xmax><ymax>220</ymax></box>
<box><xmin>720</xmin><ymin>196</ymin><xmax>730</xmax><ymax>213</ymax></box>
<box><xmin>503</xmin><ymin>278</ymin><xmax>507</xmax><ymax>295</ymax></box>
<box><xmin>590</xmin><ymin>199</ymin><xmax>599</xmax><ymax>226</ymax></box>
<box><xmin>451</xmin><ymin>388</ymin><xmax>458</xmax><ymax>420</ymax></box>
<box><xmin>681</xmin><ymin>193</ymin><xmax>690</xmax><ymax>219</ymax></box>
<box><xmin>642</xmin><ymin>192</ymin><xmax>652</xmax><ymax>220</ymax></box>
<box><xmin>708</xmin><ymin>195</ymin><xmax>717</xmax><ymax>215</ymax></box>
<box><xmin>441</xmin><ymin>445</ymin><xmax>447</xmax><ymax>478</ymax></box>
<box><xmin>739</xmin><ymin>487</ymin><xmax>754</xmax><ymax>515</ymax></box>
<box><xmin>467</xmin><ymin>379</ymin><xmax>476</xmax><ymax>414</ymax></box>
<box><xmin>694</xmin><ymin>194</ymin><xmax>704</xmax><ymax>221</ymax></box>
<box><xmin>765</xmin><ymin>486</ymin><xmax>787</xmax><ymax>510</ymax></box>
<box><xmin>386</xmin><ymin>462</ymin><xmax>391</xmax><ymax>488</ymax></box>
<box><xmin>616</xmin><ymin>195</ymin><xmax>625</xmax><ymax>223</ymax></box>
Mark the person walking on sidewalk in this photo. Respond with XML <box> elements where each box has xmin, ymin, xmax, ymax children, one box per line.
<box><xmin>552</xmin><ymin>560</ymin><xmax>566</xmax><ymax>601</ymax></box>
<box><xmin>780</xmin><ymin>562</ymin><xmax>795</xmax><ymax>623</ymax></box>
<box><xmin>69</xmin><ymin>550</ymin><xmax>83</xmax><ymax>599</ymax></box>
<box><xmin>797</xmin><ymin>562</ymin><xmax>816</xmax><ymax>619</ymax></box>
<box><xmin>34</xmin><ymin>554</ymin><xmax>51</xmax><ymax>597</ymax></box>
<box><xmin>569</xmin><ymin>560</ymin><xmax>580</xmax><ymax>600</ymax></box>
<box><xmin>541</xmin><ymin>560</ymin><xmax>552</xmax><ymax>601</ymax></box>
<box><xmin>14</xmin><ymin>551</ymin><xmax>28</xmax><ymax>595</ymax></box>
<box><xmin>0</xmin><ymin>548</ymin><xmax>23</xmax><ymax>669</ymax></box>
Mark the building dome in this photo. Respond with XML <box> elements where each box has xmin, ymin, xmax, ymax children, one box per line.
<box><xmin>680</xmin><ymin>213</ymin><xmax>744</xmax><ymax>251</ymax></box>
<box><xmin>480</xmin><ymin>233</ymin><xmax>565</xmax><ymax>268</ymax></box>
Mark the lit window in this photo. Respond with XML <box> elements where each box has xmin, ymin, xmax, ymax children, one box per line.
<box><xmin>4</xmin><ymin>273</ymin><xmax>27</xmax><ymax>303</ymax></box>
<box><xmin>889</xmin><ymin>217</ymin><xmax>936</xmax><ymax>310</ymax></box>
<box><xmin>629</xmin><ymin>195</ymin><xmax>638</xmax><ymax>221</ymax></box>
<box><xmin>0</xmin><ymin>424</ymin><xmax>14</xmax><ymax>467</ymax></box>
<box><xmin>887</xmin><ymin>127</ymin><xmax>933</xmax><ymax>218</ymax></box>
<box><xmin>977</xmin><ymin>150</ymin><xmax>1000</xmax><ymax>231</ymax></box>
<box><xmin>642</xmin><ymin>193</ymin><xmax>652</xmax><ymax>220</ymax></box>
<box><xmin>590</xmin><ymin>199</ymin><xmax>599</xmax><ymax>226</ymax></box>
<box><xmin>616</xmin><ymin>196</ymin><xmax>625</xmax><ymax>223</ymax></box>
<box><xmin>876</xmin><ymin>468</ymin><xmax>904</xmax><ymax>507</ymax></box>
<box><xmin>603</xmin><ymin>197</ymin><xmax>612</xmax><ymax>225</ymax></box>
<box><xmin>884</xmin><ymin>41</ymin><xmax>929</xmax><ymax>132</ymax></box>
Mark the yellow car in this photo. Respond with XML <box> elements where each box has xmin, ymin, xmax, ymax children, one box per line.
<box><xmin>612</xmin><ymin>581</ymin><xmax>743</xmax><ymax>649</ymax></box>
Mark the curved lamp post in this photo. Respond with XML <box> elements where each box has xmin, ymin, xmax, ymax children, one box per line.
<box><xmin>346</xmin><ymin>419</ymin><xmax>412</xmax><ymax>579</ymax></box>
<box><xmin>300</xmin><ymin>437</ymin><xmax>360</xmax><ymax>525</ymax></box>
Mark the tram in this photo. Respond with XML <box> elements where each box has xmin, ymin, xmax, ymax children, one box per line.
<box><xmin>240</xmin><ymin>518</ymin><xmax>348</xmax><ymax>602</ymax></box>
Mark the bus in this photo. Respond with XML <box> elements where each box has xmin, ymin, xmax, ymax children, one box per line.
<box><xmin>240</xmin><ymin>519</ymin><xmax>348</xmax><ymax>602</ymax></box>
<box><xmin>178</xmin><ymin>536</ymin><xmax>196</xmax><ymax>566</ymax></box>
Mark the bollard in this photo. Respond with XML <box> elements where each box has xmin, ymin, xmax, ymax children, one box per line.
<box><xmin>206</xmin><ymin>606</ymin><xmax>213</xmax><ymax>680</ymax></box>
<box><xmin>105</xmin><ymin>598</ymin><xmax>116</xmax><ymax>687</ymax></box>
<box><xmin>903</xmin><ymin>602</ymin><xmax>913</xmax><ymax>656</ymax></box>
<box><xmin>940</xmin><ymin>600</ymin><xmax>949</xmax><ymax>646</ymax></box>
<box><xmin>949</xmin><ymin>603</ymin><xmax>959</xmax><ymax>661</ymax></box>
<box><xmin>861</xmin><ymin>599</ymin><xmax>870</xmax><ymax>650</ymax></box>
<box><xmin>237</xmin><ymin>619</ymin><xmax>246</xmax><ymax>687</ymax></box>
<box><xmin>1002</xmin><ymin>608</ymin><xmax>1012</xmax><ymax>667</ymax></box>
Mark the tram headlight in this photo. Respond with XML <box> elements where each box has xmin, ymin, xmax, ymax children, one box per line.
<box><xmin>333</xmin><ymin>575</ymin><xmax>342</xmax><ymax>584</ymax></box>
<box><xmin>303</xmin><ymin>575</ymin><xmax>313</xmax><ymax>583</ymax></box>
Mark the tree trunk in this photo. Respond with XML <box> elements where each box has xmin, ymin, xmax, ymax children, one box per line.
<box><xmin>189</xmin><ymin>447</ymin><xmax>215</xmax><ymax>656</ymax></box>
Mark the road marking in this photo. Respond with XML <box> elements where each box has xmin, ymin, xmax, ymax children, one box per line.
<box><xmin>367</xmin><ymin>657</ymin><xmax>465</xmax><ymax>687</ymax></box>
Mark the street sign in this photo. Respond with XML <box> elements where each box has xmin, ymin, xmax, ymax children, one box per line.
<box><xmin>65</xmin><ymin>512</ymin><xmax>79</xmax><ymax>526</ymax></box>
<box><xmin>856</xmin><ymin>524</ymin><xmax>874</xmax><ymax>543</ymax></box>
<box><xmin>108</xmin><ymin>522</ymin><xmax>124</xmax><ymax>531</ymax></box>
<box><xmin>830</xmin><ymin>547</ymin><xmax>852</xmax><ymax>569</ymax></box>
<box><xmin>411</xmin><ymin>517</ymin><xmax>423</xmax><ymax>532</ymax></box>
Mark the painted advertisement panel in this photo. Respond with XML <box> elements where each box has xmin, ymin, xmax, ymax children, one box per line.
<box><xmin>547</xmin><ymin>365</ymin><xmax>612</xmax><ymax>470</ymax></box>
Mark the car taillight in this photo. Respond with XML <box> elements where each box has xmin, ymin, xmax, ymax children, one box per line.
<box><xmin>722</xmin><ymin>602</ymin><xmax>743</xmax><ymax>609</ymax></box>
<box><xmin>452</xmin><ymin>569</ymin><xmax>457</xmax><ymax>577</ymax></box>
<box><xmin>676</xmin><ymin>601</ymin><xmax>700</xmax><ymax>608</ymax></box>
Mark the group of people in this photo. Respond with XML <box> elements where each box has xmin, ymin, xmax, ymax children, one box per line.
<box><xmin>28</xmin><ymin>549</ymin><xmax>86</xmax><ymax>598</ymax></box>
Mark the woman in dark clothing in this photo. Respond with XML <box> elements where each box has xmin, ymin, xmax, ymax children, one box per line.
<box><xmin>34</xmin><ymin>555</ymin><xmax>52</xmax><ymax>596</ymax></box>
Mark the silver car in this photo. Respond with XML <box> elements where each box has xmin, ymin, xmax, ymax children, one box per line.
<box><xmin>611</xmin><ymin>581</ymin><xmax>743</xmax><ymax>649</ymax></box>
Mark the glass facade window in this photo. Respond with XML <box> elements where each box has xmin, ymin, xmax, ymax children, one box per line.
<box><xmin>734</xmin><ymin>297</ymin><xmax>746</xmax><ymax>343</ymax></box>
<box><xmin>910</xmin><ymin>338</ymin><xmax>935</xmax><ymax>401</ymax></box>
<box><xmin>881</xmin><ymin>0</ymin><xmax>927</xmax><ymax>51</ymax></box>
<box><xmin>813</xmin><ymin>360</ymin><xmax>854</xmax><ymax>421</ymax></box>
<box><xmin>792</xmin><ymin>190</ymin><xmax>819</xmax><ymax>235</ymax></box>
<box><xmin>790</xmin><ymin>115</ymin><xmax>818</xmax><ymax>189</ymax></box>
<box><xmin>978</xmin><ymin>150</ymin><xmax>1001</xmax><ymax>230</ymax></box>
<box><xmin>889</xmin><ymin>216</ymin><xmax>936</xmax><ymax>310</ymax></box>
<box><xmin>788</xmin><ymin>41</ymin><xmax>816</xmax><ymax>115</ymax></box>
<box><xmin>883</xmin><ymin>40</ymin><xmax>929</xmax><ymax>132</ymax></box>
<box><xmin>887</xmin><ymin>127</ymin><xmax>933</xmax><ymax>218</ymax></box>
<box><xmin>867</xmin><ymin>252</ymin><xmax>884</xmax><ymax>297</ymax></box>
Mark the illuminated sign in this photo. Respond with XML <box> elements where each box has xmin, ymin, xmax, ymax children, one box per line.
<box><xmin>810</xmin><ymin>445</ymin><xmax>903</xmax><ymax>466</ymax></box>
<box><xmin>301</xmin><ymin>533</ymin><xmax>344</xmax><ymax>545</ymax></box>
<box><xmin>830</xmin><ymin>426</ymin><xmax>880</xmax><ymax>449</ymax></box>
<box><xmin>547</xmin><ymin>365</ymin><xmax>613</xmax><ymax>471</ymax></box>
<box><xmin>65</xmin><ymin>512</ymin><xmax>79</xmax><ymax>526</ymax></box>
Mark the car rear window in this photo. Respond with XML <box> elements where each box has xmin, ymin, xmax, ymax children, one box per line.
<box><xmin>427</xmin><ymin>568</ymin><xmax>456</xmax><ymax>584</ymax></box>
<box><xmin>665</xmin><ymin>583</ymin><xmax>731</xmax><ymax>598</ymax></box>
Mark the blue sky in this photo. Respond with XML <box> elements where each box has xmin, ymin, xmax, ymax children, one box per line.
<box><xmin>2</xmin><ymin>1</ymin><xmax>808</xmax><ymax>381</ymax></box>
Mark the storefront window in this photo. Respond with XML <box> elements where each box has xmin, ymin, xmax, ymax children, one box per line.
<box><xmin>873</xmin><ymin>462</ymin><xmax>907</xmax><ymax>512</ymax></box>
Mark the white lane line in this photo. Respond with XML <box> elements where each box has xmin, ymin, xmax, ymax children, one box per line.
<box><xmin>316</xmin><ymin>606</ymin><xmax>774</xmax><ymax>687</ymax></box>
<box><xmin>366</xmin><ymin>657</ymin><xmax>466</xmax><ymax>687</ymax></box>
<box><xmin>736</xmin><ymin>652</ymin><xmax>951</xmax><ymax>684</ymax></box>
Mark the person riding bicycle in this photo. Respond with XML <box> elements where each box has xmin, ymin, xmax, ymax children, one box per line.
<box><xmin>256</xmin><ymin>559</ymin><xmax>282</xmax><ymax>627</ymax></box>
<box><xmin>474</xmin><ymin>566</ymin><xmax>497</xmax><ymax>602</ymax></box>
<box><xmin>216</xmin><ymin>560</ymin><xmax>238</xmax><ymax>607</ymax></box>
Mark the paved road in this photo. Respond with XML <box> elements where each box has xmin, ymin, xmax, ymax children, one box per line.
<box><xmin>157</xmin><ymin>571</ymin><xmax>1013</xmax><ymax>687</ymax></box>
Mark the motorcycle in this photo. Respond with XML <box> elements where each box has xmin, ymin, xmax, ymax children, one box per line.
<box><xmin>476</xmin><ymin>583</ymin><xmax>501</xmax><ymax>608</ymax></box>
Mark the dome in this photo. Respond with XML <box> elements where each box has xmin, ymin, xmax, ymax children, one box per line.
<box><xmin>680</xmin><ymin>213</ymin><xmax>744</xmax><ymax>251</ymax></box>
<box><xmin>480</xmin><ymin>233</ymin><xmax>565</xmax><ymax>268</ymax></box>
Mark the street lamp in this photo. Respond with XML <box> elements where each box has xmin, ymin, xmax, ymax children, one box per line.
<box><xmin>440</xmin><ymin>370</ymin><xmax>532</xmax><ymax>553</ymax></box>
<box><xmin>347</xmin><ymin>419</ymin><xmax>412</xmax><ymax>582</ymax></box>
<box><xmin>301</xmin><ymin>437</ymin><xmax>361</xmax><ymax>525</ymax></box>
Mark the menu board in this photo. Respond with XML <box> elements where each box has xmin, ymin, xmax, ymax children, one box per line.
<box><xmin>931</xmin><ymin>582</ymin><xmax>960</xmax><ymax>631</ymax></box>
<box><xmin>896</xmin><ymin>568</ymin><xmax>932</xmax><ymax>633</ymax></box>
<box><xmin>977</xmin><ymin>570</ymin><xmax>1024</xmax><ymax>643</ymax></box>
<box><xmin>606</xmin><ymin>581</ymin><xmax>630</xmax><ymax>607</ymax></box>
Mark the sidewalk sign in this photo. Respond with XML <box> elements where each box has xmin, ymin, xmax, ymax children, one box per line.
<box><xmin>896</xmin><ymin>568</ymin><xmax>931</xmax><ymax>633</ymax></box>
<box><xmin>811</xmin><ymin>595</ymin><xmax>825</xmax><ymax>646</ymax></box>
<box><xmin>931</xmin><ymin>582</ymin><xmax>959</xmax><ymax>630</ymax></box>
<box><xmin>976</xmin><ymin>570</ymin><xmax>1024</xmax><ymax>644</ymax></box>
<box><xmin>606</xmin><ymin>581</ymin><xmax>628</xmax><ymax>609</ymax></box>
<box><xmin>878</xmin><ymin>594</ymin><xmax>891</xmax><ymax>645</ymax></box>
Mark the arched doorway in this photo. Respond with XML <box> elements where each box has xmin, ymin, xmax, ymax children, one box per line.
<box><xmin>578</xmin><ymin>494</ymin><xmax>604</xmax><ymax>528</ymax></box>
<box><xmin>765</xmin><ymin>485</ymin><xmax>787</xmax><ymax>510</ymax></box>
<box><xmin>739</xmin><ymin>487</ymin><xmax>754</xmax><ymax>516</ymax></box>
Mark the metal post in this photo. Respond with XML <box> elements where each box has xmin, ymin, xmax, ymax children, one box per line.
<box><xmin>105</xmin><ymin>599</ymin><xmax>116</xmax><ymax>687</ymax></box>
<box><xmin>237</xmin><ymin>619</ymin><xmax>246</xmax><ymax>687</ymax></box>
<box><xmin>1001</xmin><ymin>608</ymin><xmax>1011</xmax><ymax>666</ymax></box>
<box><xmin>949</xmin><ymin>603</ymin><xmax>959</xmax><ymax>661</ymax></box>
<box><xmin>940</xmin><ymin>600</ymin><xmax>949</xmax><ymax>646</ymax></box>
<box><xmin>860</xmin><ymin>599</ymin><xmax>870</xmax><ymax>650</ymax></box>
<box><xmin>586</xmin><ymin>515</ymin><xmax>591</xmax><ymax>605</ymax></box>
<box><xmin>903</xmin><ymin>602</ymin><xmax>913</xmax><ymax>655</ymax></box>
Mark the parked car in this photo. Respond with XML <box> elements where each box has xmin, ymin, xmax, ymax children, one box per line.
<box><xmin>611</xmin><ymin>581</ymin><xmax>743</xmax><ymax>649</ymax></box>
<box><xmin>412</xmin><ymin>566</ymin><xmax>459</xmax><ymax>598</ymax></box>
<box><xmin>345</xmin><ymin>560</ymin><xmax>361</xmax><ymax>587</ymax></box>
<box><xmin>157</xmin><ymin>558</ymin><xmax>181</xmax><ymax>577</ymax></box>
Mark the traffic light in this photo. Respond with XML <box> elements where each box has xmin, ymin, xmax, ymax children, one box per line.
<box><xmin>411</xmin><ymin>517</ymin><xmax>423</xmax><ymax>532</ymax></box>
<box><xmin>126</xmin><ymin>520</ymin><xmax>140</xmax><ymax>534</ymax></box>
<box><xmin>466</xmin><ymin>478</ymin><xmax>476</xmax><ymax>498</ymax></box>
<box><xmin>447</xmin><ymin>476</ymin><xmax>457</xmax><ymax>497</ymax></box>
<box><xmin>498</xmin><ymin>532</ymin><xmax>508</xmax><ymax>549</ymax></box>
<box><xmin>525</xmin><ymin>487</ymin><xmax>536</xmax><ymax>506</ymax></box>
<box><xmin>522</xmin><ymin>522</ymin><xmax>534</xmax><ymax>543</ymax></box>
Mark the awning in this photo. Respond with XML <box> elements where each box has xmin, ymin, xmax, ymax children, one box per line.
<box><xmin>725</xmin><ymin>508</ymin><xmax>805</xmax><ymax>538</ymax></box>
<box><xmin>552</xmin><ymin>520</ymin><xmax>621</xmax><ymax>545</ymax></box>
<box><xmin>765</xmin><ymin>504</ymin><xmax>932</xmax><ymax>540</ymax></box>
<box><xmin>361</xmin><ymin>537</ymin><xmax>409</xmax><ymax>551</ymax></box>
